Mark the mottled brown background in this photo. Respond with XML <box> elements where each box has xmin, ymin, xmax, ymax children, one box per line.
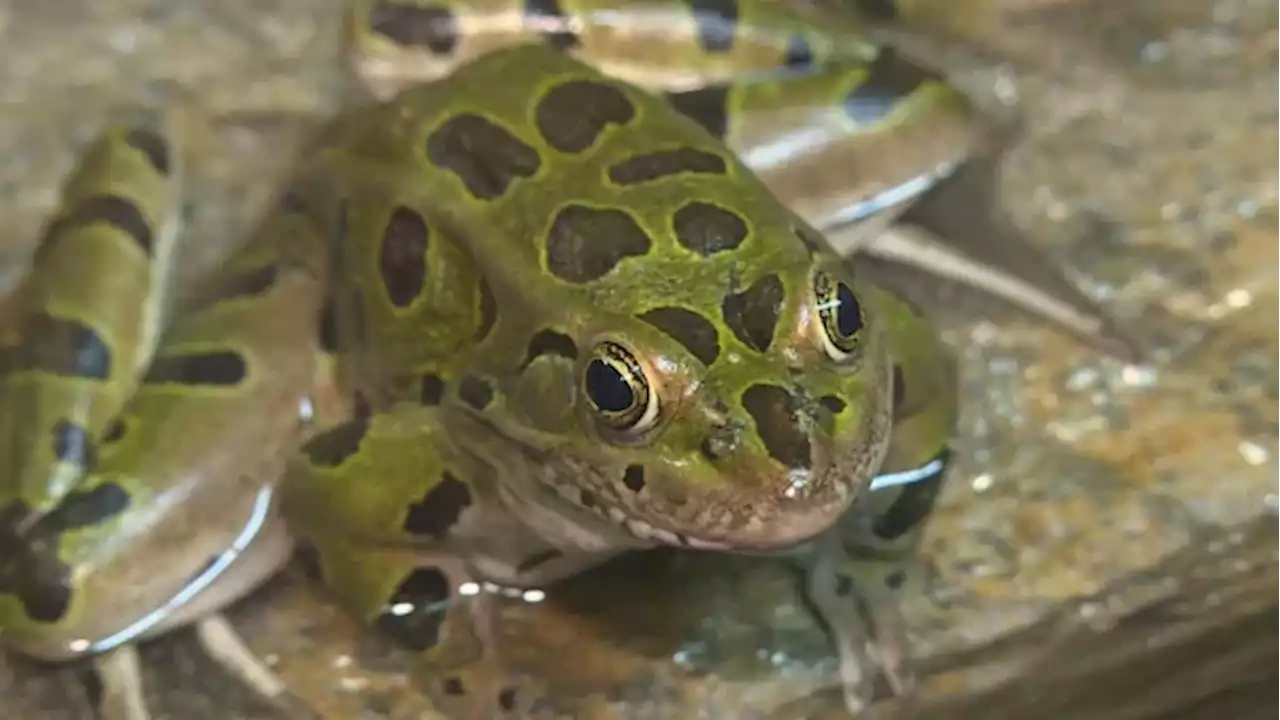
<box><xmin>0</xmin><ymin>0</ymin><xmax>1275</xmax><ymax>718</ymax></box>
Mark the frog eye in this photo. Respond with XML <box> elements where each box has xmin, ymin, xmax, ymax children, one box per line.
<box><xmin>583</xmin><ymin>341</ymin><xmax>659</xmax><ymax>434</ymax></box>
<box><xmin>812</xmin><ymin>270</ymin><xmax>865</xmax><ymax>361</ymax></box>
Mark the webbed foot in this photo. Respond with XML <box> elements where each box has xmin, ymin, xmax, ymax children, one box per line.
<box><xmin>805</xmin><ymin>529</ymin><xmax>917</xmax><ymax>716</ymax></box>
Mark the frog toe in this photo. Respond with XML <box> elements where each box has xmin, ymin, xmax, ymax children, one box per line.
<box><xmin>195</xmin><ymin>614</ymin><xmax>320</xmax><ymax>719</ymax></box>
<box><xmin>92</xmin><ymin>646</ymin><xmax>151</xmax><ymax>720</ymax></box>
<box><xmin>430</xmin><ymin>659</ymin><xmax>539</xmax><ymax>720</ymax></box>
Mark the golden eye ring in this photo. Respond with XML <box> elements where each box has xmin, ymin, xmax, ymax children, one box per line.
<box><xmin>583</xmin><ymin>341</ymin><xmax>659</xmax><ymax>433</ymax></box>
<box><xmin>813</xmin><ymin>270</ymin><xmax>865</xmax><ymax>361</ymax></box>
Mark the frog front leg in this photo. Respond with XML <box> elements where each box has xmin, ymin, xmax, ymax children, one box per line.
<box><xmin>282</xmin><ymin>403</ymin><xmax>554</xmax><ymax>718</ymax></box>
<box><xmin>804</xmin><ymin>446</ymin><xmax>951</xmax><ymax>713</ymax></box>
<box><xmin>802</xmin><ymin>291</ymin><xmax>958</xmax><ymax>714</ymax></box>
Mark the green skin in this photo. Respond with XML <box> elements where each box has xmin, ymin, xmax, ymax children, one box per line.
<box><xmin>0</xmin><ymin>1</ymin><xmax>971</xmax><ymax>716</ymax></box>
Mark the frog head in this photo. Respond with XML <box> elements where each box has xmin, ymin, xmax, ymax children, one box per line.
<box><xmin>494</xmin><ymin>217</ymin><xmax>895</xmax><ymax>553</ymax></box>
<box><xmin>564</xmin><ymin>256</ymin><xmax>892</xmax><ymax>551</ymax></box>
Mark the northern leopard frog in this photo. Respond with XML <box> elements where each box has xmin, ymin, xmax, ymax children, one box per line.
<box><xmin>0</xmin><ymin>1</ymin><xmax>1134</xmax><ymax>718</ymax></box>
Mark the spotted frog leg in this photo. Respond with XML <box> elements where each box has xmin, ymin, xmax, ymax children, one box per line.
<box><xmin>0</xmin><ymin>117</ymin><xmax>334</xmax><ymax>720</ymax></box>
<box><xmin>284</xmin><ymin>404</ymin><xmax>580</xmax><ymax>718</ymax></box>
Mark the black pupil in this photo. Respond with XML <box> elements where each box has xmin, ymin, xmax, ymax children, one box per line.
<box><xmin>586</xmin><ymin>358</ymin><xmax>635</xmax><ymax>413</ymax></box>
<box><xmin>835</xmin><ymin>282</ymin><xmax>862</xmax><ymax>337</ymax></box>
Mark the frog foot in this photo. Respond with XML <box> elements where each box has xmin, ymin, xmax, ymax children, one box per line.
<box><xmin>405</xmin><ymin>555</ymin><xmax>541</xmax><ymax>719</ymax></box>
<box><xmin>805</xmin><ymin>530</ymin><xmax>917</xmax><ymax>716</ymax></box>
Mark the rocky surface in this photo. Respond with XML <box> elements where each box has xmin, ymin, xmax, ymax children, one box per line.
<box><xmin>0</xmin><ymin>0</ymin><xmax>1275</xmax><ymax>718</ymax></box>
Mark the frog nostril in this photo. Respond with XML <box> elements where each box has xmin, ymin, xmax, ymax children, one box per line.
<box><xmin>819</xmin><ymin>394</ymin><xmax>847</xmax><ymax>415</ymax></box>
<box><xmin>700</xmin><ymin>422</ymin><xmax>740</xmax><ymax>461</ymax></box>
<box><xmin>700</xmin><ymin>435</ymin><xmax>728</xmax><ymax>461</ymax></box>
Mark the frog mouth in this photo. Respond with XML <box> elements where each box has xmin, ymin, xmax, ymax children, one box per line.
<box><xmin>610</xmin><ymin>380</ymin><xmax>894</xmax><ymax>553</ymax></box>
<box><xmin>612</xmin><ymin>475</ymin><xmax>860</xmax><ymax>554</ymax></box>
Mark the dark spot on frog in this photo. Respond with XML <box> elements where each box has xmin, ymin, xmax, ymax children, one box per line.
<box><xmin>673</xmin><ymin>201</ymin><xmax>748</xmax><ymax>256</ymax></box>
<box><xmin>368</xmin><ymin>2</ymin><xmax>459</xmax><ymax>54</ymax></box>
<box><xmin>685</xmin><ymin>0</ymin><xmax>739</xmax><ymax>53</ymax></box>
<box><xmin>379</xmin><ymin>206</ymin><xmax>430</xmax><ymax>308</ymax></box>
<box><xmin>458</xmin><ymin>375</ymin><xmax>494</xmax><ymax>411</ymax></box>
<box><xmin>38</xmin><ymin>195</ymin><xmax>154</xmax><ymax>257</ymax></box>
<box><xmin>293</xmin><ymin>543</ymin><xmax>326</xmax><ymax>583</ymax></box>
<box><xmin>443</xmin><ymin>676</ymin><xmax>466</xmax><ymax>696</ymax></box>
<box><xmin>403</xmin><ymin>472</ymin><xmax>473</xmax><ymax>538</ymax></box>
<box><xmin>426</xmin><ymin>114</ymin><xmax>541</xmax><ymax>200</ymax></box>
<box><xmin>301</xmin><ymin>418</ymin><xmax>370</xmax><ymax>467</ymax></box>
<box><xmin>535</xmin><ymin>81</ymin><xmax>635</xmax><ymax>154</ymax></box>
<box><xmin>143</xmin><ymin>350</ymin><xmax>247</xmax><ymax>386</ymax></box>
<box><xmin>522</xmin><ymin>329</ymin><xmax>578</xmax><ymax>369</ymax></box>
<box><xmin>499</xmin><ymin>687</ymin><xmax>519</xmax><ymax>711</ymax></box>
<box><xmin>622</xmin><ymin>464</ymin><xmax>646</xmax><ymax>493</ymax></box>
<box><xmin>873</xmin><ymin>447</ymin><xmax>951</xmax><ymax>541</ymax></box>
<box><xmin>607</xmin><ymin>148</ymin><xmax>726</xmax><ymax>186</ymax></box>
<box><xmin>820</xmin><ymin>395</ymin><xmax>847</xmax><ymax>415</ymax></box>
<box><xmin>0</xmin><ymin>484</ymin><xmax>132</xmax><ymax>624</ymax></box>
<box><xmin>123</xmin><ymin>127</ymin><xmax>171</xmax><ymax>175</ymax></box>
<box><xmin>885</xmin><ymin>569</ymin><xmax>906</xmax><ymax>590</ymax></box>
<box><xmin>783</xmin><ymin>32</ymin><xmax>814</xmax><ymax>70</ymax></box>
<box><xmin>722</xmin><ymin>274</ymin><xmax>785</xmax><ymax>353</ymax></box>
<box><xmin>420</xmin><ymin>373</ymin><xmax>446</xmax><ymax>405</ymax></box>
<box><xmin>101</xmin><ymin>418</ymin><xmax>127</xmax><ymax>444</ymax></box>
<box><xmin>892</xmin><ymin>366</ymin><xmax>906</xmax><ymax>415</ymax></box>
<box><xmin>545</xmin><ymin>205</ymin><xmax>652</xmax><ymax>283</ymax></box>
<box><xmin>844</xmin><ymin>47</ymin><xmax>938</xmax><ymax>127</ymax></box>
<box><xmin>741</xmin><ymin>384</ymin><xmax>812</xmax><ymax>470</ymax></box>
<box><xmin>16</xmin><ymin>314</ymin><xmax>112</xmax><ymax>380</ymax></box>
<box><xmin>852</xmin><ymin>0</ymin><xmax>899</xmax><ymax>20</ymax></box>
<box><xmin>317</xmin><ymin>299</ymin><xmax>340</xmax><ymax>353</ymax></box>
<box><xmin>475</xmin><ymin>275</ymin><xmax>497</xmax><ymax>341</ymax></box>
<box><xmin>579</xmin><ymin>489</ymin><xmax>599</xmax><ymax>509</ymax></box>
<box><xmin>516</xmin><ymin>548</ymin><xmax>563</xmax><ymax>573</ymax></box>
<box><xmin>834</xmin><ymin>573</ymin><xmax>853</xmax><ymax>598</ymax></box>
<box><xmin>666</xmin><ymin>86</ymin><xmax>729</xmax><ymax>139</ymax></box>
<box><xmin>44</xmin><ymin>484</ymin><xmax>131</xmax><ymax>536</ymax></box>
<box><xmin>638</xmin><ymin>307</ymin><xmax>720</xmax><ymax>366</ymax></box>
<box><xmin>52</xmin><ymin>420</ymin><xmax>95</xmax><ymax>470</ymax></box>
<box><xmin>525</xmin><ymin>0</ymin><xmax>580</xmax><ymax>49</ymax></box>
<box><xmin>376</xmin><ymin>566</ymin><xmax>451</xmax><ymax>652</ymax></box>
<box><xmin>352</xmin><ymin>391</ymin><xmax>373</xmax><ymax>421</ymax></box>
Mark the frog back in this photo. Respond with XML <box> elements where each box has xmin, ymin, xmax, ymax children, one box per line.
<box><xmin>309</xmin><ymin>43</ymin><xmax>812</xmax><ymax>382</ymax></box>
